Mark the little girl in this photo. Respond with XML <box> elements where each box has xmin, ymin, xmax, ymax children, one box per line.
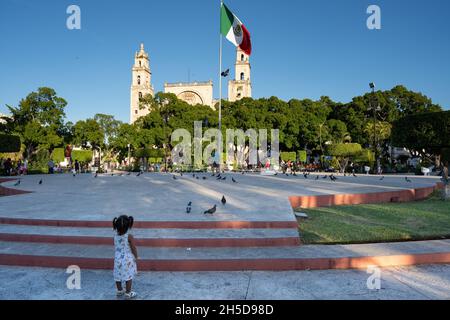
<box><xmin>113</xmin><ymin>215</ymin><xmax>138</xmax><ymax>299</ymax></box>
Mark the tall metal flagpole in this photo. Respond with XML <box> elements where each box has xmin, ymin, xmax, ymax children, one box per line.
<box><xmin>218</xmin><ymin>0</ymin><xmax>223</xmax><ymax>173</ymax></box>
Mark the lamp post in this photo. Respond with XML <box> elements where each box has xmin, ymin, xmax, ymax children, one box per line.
<box><xmin>369</xmin><ymin>83</ymin><xmax>379</xmax><ymax>174</ymax></box>
<box><xmin>318</xmin><ymin>122</ymin><xmax>325</xmax><ymax>156</ymax></box>
<box><xmin>127</xmin><ymin>144</ymin><xmax>131</xmax><ymax>168</ymax></box>
<box><xmin>163</xmin><ymin>113</ymin><xmax>169</xmax><ymax>172</ymax></box>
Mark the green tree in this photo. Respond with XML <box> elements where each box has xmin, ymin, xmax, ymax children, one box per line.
<box><xmin>327</xmin><ymin>143</ymin><xmax>363</xmax><ymax>173</ymax></box>
<box><xmin>6</xmin><ymin>87</ymin><xmax>67</xmax><ymax>158</ymax></box>
<box><xmin>72</xmin><ymin>119</ymin><xmax>104</xmax><ymax>150</ymax></box>
<box><xmin>391</xmin><ymin>111</ymin><xmax>450</xmax><ymax>163</ymax></box>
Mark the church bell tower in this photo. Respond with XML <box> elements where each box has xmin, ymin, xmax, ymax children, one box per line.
<box><xmin>130</xmin><ymin>43</ymin><xmax>154</xmax><ymax>123</ymax></box>
<box><xmin>228</xmin><ymin>47</ymin><xmax>252</xmax><ymax>102</ymax></box>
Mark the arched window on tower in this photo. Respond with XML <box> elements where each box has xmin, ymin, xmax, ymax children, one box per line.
<box><xmin>139</xmin><ymin>61</ymin><xmax>142</xmax><ymax>67</ymax></box>
<box><xmin>137</xmin><ymin>76</ymin><xmax>141</xmax><ymax>85</ymax></box>
<box><xmin>241</xmin><ymin>54</ymin><xmax>245</xmax><ymax>62</ymax></box>
<box><xmin>139</xmin><ymin>92</ymin><xmax>143</xmax><ymax>99</ymax></box>
<box><xmin>240</xmin><ymin>72</ymin><xmax>245</xmax><ymax>81</ymax></box>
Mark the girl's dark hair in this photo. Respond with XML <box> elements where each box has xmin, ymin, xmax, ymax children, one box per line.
<box><xmin>112</xmin><ymin>215</ymin><xmax>134</xmax><ymax>236</ymax></box>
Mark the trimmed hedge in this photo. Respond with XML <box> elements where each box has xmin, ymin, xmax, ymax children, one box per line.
<box><xmin>0</xmin><ymin>134</ymin><xmax>21</xmax><ymax>153</ymax></box>
<box><xmin>280</xmin><ymin>152</ymin><xmax>297</xmax><ymax>162</ymax></box>
<box><xmin>297</xmin><ymin>150</ymin><xmax>307</xmax><ymax>162</ymax></box>
<box><xmin>51</xmin><ymin>148</ymin><xmax>92</xmax><ymax>164</ymax></box>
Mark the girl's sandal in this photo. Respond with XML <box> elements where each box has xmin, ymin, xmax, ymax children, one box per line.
<box><xmin>116</xmin><ymin>290</ymin><xmax>125</xmax><ymax>297</ymax></box>
<box><xmin>125</xmin><ymin>291</ymin><xmax>137</xmax><ymax>299</ymax></box>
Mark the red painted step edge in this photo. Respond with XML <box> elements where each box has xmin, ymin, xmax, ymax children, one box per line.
<box><xmin>0</xmin><ymin>233</ymin><xmax>301</xmax><ymax>247</ymax></box>
<box><xmin>289</xmin><ymin>183</ymin><xmax>442</xmax><ymax>209</ymax></box>
<box><xmin>0</xmin><ymin>217</ymin><xmax>298</xmax><ymax>229</ymax></box>
<box><xmin>1</xmin><ymin>252</ymin><xmax>449</xmax><ymax>271</ymax></box>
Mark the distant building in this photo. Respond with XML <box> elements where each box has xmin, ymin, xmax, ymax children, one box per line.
<box><xmin>0</xmin><ymin>113</ymin><xmax>9</xmax><ymax>124</ymax></box>
<box><xmin>228</xmin><ymin>48</ymin><xmax>252</xmax><ymax>102</ymax></box>
<box><xmin>129</xmin><ymin>43</ymin><xmax>253</xmax><ymax>123</ymax></box>
<box><xmin>130</xmin><ymin>44</ymin><xmax>154</xmax><ymax>124</ymax></box>
<box><xmin>164</xmin><ymin>81</ymin><xmax>214</xmax><ymax>108</ymax></box>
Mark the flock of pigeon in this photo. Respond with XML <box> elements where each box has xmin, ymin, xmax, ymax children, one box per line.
<box><xmin>9</xmin><ymin>170</ymin><xmax>414</xmax><ymax>215</ymax></box>
<box><xmin>171</xmin><ymin>172</ymin><xmax>233</xmax><ymax>216</ymax></box>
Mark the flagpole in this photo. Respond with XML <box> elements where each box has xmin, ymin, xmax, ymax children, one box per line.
<box><xmin>218</xmin><ymin>0</ymin><xmax>223</xmax><ymax>173</ymax></box>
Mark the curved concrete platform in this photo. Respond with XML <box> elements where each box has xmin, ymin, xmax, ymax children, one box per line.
<box><xmin>0</xmin><ymin>173</ymin><xmax>447</xmax><ymax>271</ymax></box>
<box><xmin>0</xmin><ymin>178</ymin><xmax>31</xmax><ymax>197</ymax></box>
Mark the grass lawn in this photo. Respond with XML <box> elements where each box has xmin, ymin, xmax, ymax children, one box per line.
<box><xmin>297</xmin><ymin>195</ymin><xmax>450</xmax><ymax>245</ymax></box>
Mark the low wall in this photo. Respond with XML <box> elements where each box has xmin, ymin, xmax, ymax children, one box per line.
<box><xmin>289</xmin><ymin>183</ymin><xmax>441</xmax><ymax>209</ymax></box>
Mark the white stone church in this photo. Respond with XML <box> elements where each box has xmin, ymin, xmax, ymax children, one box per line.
<box><xmin>130</xmin><ymin>43</ymin><xmax>252</xmax><ymax>123</ymax></box>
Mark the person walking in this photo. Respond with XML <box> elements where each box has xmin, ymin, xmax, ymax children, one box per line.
<box><xmin>47</xmin><ymin>159</ymin><xmax>55</xmax><ymax>174</ymax></box>
<box><xmin>74</xmin><ymin>160</ymin><xmax>80</xmax><ymax>174</ymax></box>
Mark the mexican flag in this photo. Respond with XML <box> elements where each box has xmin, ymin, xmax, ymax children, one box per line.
<box><xmin>220</xmin><ymin>3</ymin><xmax>252</xmax><ymax>56</ymax></box>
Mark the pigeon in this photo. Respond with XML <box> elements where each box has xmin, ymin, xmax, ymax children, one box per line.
<box><xmin>380</xmin><ymin>176</ymin><xmax>385</xmax><ymax>181</ymax></box>
<box><xmin>204</xmin><ymin>205</ymin><xmax>217</xmax><ymax>215</ymax></box>
<box><xmin>186</xmin><ymin>206</ymin><xmax>192</xmax><ymax>214</ymax></box>
<box><xmin>38</xmin><ymin>179</ymin><xmax>43</xmax><ymax>185</ymax></box>
<box><xmin>322</xmin><ymin>175</ymin><xmax>328</xmax><ymax>179</ymax></box>
<box><xmin>136</xmin><ymin>172</ymin><xmax>141</xmax><ymax>177</ymax></box>
<box><xmin>211</xmin><ymin>174</ymin><xmax>216</xmax><ymax>177</ymax></box>
<box><xmin>241</xmin><ymin>171</ymin><xmax>245</xmax><ymax>175</ymax></box>
<box><xmin>405</xmin><ymin>177</ymin><xmax>412</xmax><ymax>183</ymax></box>
<box><xmin>221</xmin><ymin>196</ymin><xmax>227</xmax><ymax>205</ymax></box>
<box><xmin>222</xmin><ymin>177</ymin><xmax>227</xmax><ymax>181</ymax></box>
<box><xmin>196</xmin><ymin>177</ymin><xmax>199</xmax><ymax>180</ymax></box>
<box><xmin>303</xmin><ymin>173</ymin><xmax>308</xmax><ymax>179</ymax></box>
<box><xmin>173</xmin><ymin>175</ymin><xmax>177</xmax><ymax>180</ymax></box>
<box><xmin>232</xmin><ymin>177</ymin><xmax>237</xmax><ymax>183</ymax></box>
<box><xmin>13</xmin><ymin>180</ymin><xmax>20</xmax><ymax>186</ymax></box>
<box><xmin>315</xmin><ymin>175</ymin><xmax>319</xmax><ymax>180</ymax></box>
<box><xmin>73</xmin><ymin>173</ymin><xmax>76</xmax><ymax>177</ymax></box>
<box><xmin>187</xmin><ymin>202</ymin><xmax>192</xmax><ymax>207</ymax></box>
<box><xmin>94</xmin><ymin>173</ymin><xmax>98</xmax><ymax>178</ymax></box>
<box><xmin>274</xmin><ymin>173</ymin><xmax>278</xmax><ymax>176</ymax></box>
<box><xmin>180</xmin><ymin>172</ymin><xmax>183</xmax><ymax>177</ymax></box>
<box><xmin>203</xmin><ymin>177</ymin><xmax>207</xmax><ymax>180</ymax></box>
<box><xmin>127</xmin><ymin>172</ymin><xmax>131</xmax><ymax>176</ymax></box>
<box><xmin>353</xmin><ymin>173</ymin><xmax>357</xmax><ymax>177</ymax></box>
<box><xmin>193</xmin><ymin>174</ymin><xmax>196</xmax><ymax>178</ymax></box>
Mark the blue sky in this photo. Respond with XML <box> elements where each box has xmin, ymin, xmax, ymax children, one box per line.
<box><xmin>1</xmin><ymin>0</ymin><xmax>449</xmax><ymax>123</ymax></box>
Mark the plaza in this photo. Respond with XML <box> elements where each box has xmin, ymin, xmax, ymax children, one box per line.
<box><xmin>1</xmin><ymin>0</ymin><xmax>450</xmax><ymax>303</ymax></box>
<box><xmin>0</xmin><ymin>172</ymin><xmax>449</xmax><ymax>299</ymax></box>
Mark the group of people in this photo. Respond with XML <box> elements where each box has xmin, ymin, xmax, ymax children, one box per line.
<box><xmin>47</xmin><ymin>158</ymin><xmax>82</xmax><ymax>175</ymax></box>
<box><xmin>0</xmin><ymin>158</ymin><xmax>28</xmax><ymax>176</ymax></box>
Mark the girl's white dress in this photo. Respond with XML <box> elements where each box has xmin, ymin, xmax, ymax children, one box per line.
<box><xmin>113</xmin><ymin>232</ymin><xmax>137</xmax><ymax>282</ymax></box>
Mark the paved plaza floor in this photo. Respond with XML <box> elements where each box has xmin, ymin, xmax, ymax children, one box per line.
<box><xmin>0</xmin><ymin>264</ymin><xmax>449</xmax><ymax>300</ymax></box>
<box><xmin>0</xmin><ymin>172</ymin><xmax>441</xmax><ymax>222</ymax></box>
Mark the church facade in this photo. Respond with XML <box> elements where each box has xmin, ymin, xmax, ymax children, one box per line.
<box><xmin>130</xmin><ymin>44</ymin><xmax>252</xmax><ymax>124</ymax></box>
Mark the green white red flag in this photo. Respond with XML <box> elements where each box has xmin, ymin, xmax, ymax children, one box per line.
<box><xmin>220</xmin><ymin>3</ymin><xmax>252</xmax><ymax>55</ymax></box>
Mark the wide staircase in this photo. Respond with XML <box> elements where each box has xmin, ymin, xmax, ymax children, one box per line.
<box><xmin>0</xmin><ymin>217</ymin><xmax>303</xmax><ymax>271</ymax></box>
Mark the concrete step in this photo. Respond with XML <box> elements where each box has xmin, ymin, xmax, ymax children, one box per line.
<box><xmin>0</xmin><ymin>217</ymin><xmax>298</xmax><ymax>229</ymax></box>
<box><xmin>0</xmin><ymin>240</ymin><xmax>449</xmax><ymax>271</ymax></box>
<box><xmin>0</xmin><ymin>224</ymin><xmax>300</xmax><ymax>247</ymax></box>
